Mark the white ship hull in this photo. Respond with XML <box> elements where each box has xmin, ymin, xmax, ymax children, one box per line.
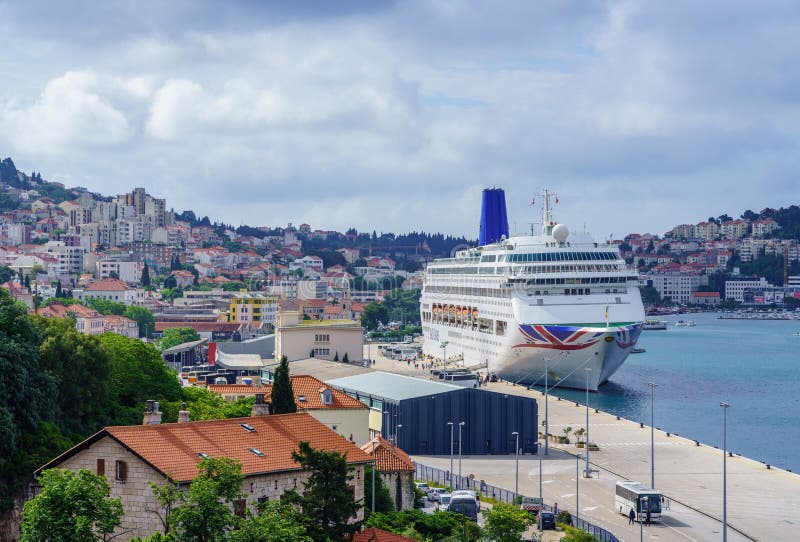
<box><xmin>422</xmin><ymin>295</ymin><xmax>643</xmax><ymax>391</ymax></box>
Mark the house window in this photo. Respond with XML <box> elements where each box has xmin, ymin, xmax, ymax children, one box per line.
<box><xmin>96</xmin><ymin>458</ymin><xmax>105</xmax><ymax>476</ymax></box>
<box><xmin>234</xmin><ymin>499</ymin><xmax>247</xmax><ymax>518</ymax></box>
<box><xmin>115</xmin><ymin>460</ymin><xmax>127</xmax><ymax>482</ymax></box>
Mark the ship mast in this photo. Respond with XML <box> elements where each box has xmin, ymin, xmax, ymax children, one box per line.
<box><xmin>540</xmin><ymin>189</ymin><xmax>557</xmax><ymax>236</ymax></box>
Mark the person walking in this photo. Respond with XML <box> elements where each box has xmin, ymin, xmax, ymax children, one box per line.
<box><xmin>628</xmin><ymin>508</ymin><xmax>635</xmax><ymax>525</ymax></box>
<box><xmin>646</xmin><ymin>510</ymin><xmax>651</xmax><ymax>526</ymax></box>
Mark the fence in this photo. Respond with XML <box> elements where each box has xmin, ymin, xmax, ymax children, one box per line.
<box><xmin>415</xmin><ymin>463</ymin><xmax>619</xmax><ymax>542</ymax></box>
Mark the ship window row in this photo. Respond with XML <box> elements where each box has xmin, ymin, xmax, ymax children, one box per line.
<box><xmin>515</xmin><ymin>263</ymin><xmax>624</xmax><ymax>274</ymax></box>
<box><xmin>424</xmin><ymin>285</ymin><xmax>508</xmax><ymax>297</ymax></box>
<box><xmin>524</xmin><ymin>276</ymin><xmax>631</xmax><ymax>285</ymax></box>
<box><xmin>505</xmin><ymin>251</ymin><xmax>617</xmax><ymax>262</ymax></box>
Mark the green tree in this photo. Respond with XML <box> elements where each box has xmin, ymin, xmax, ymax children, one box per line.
<box><xmin>0</xmin><ymin>288</ymin><xmax>55</xmax><ymax>512</ymax></box>
<box><xmin>163</xmin><ymin>275</ymin><xmax>178</xmax><ymax>289</ymax></box>
<box><xmin>561</xmin><ymin>524</ymin><xmax>598</xmax><ymax>542</ymax></box>
<box><xmin>148</xmin><ymin>480</ymin><xmax>183</xmax><ymax>535</ymax></box>
<box><xmin>282</xmin><ymin>441</ymin><xmax>362</xmax><ymax>541</ymax></box>
<box><xmin>271</xmin><ymin>356</ymin><xmax>297</xmax><ymax>414</ymax></box>
<box><xmin>123</xmin><ymin>305</ymin><xmax>156</xmax><ymax>338</ymax></box>
<box><xmin>230</xmin><ymin>500</ymin><xmax>311</xmax><ymax>542</ymax></box>
<box><xmin>21</xmin><ymin>468</ymin><xmax>123</xmax><ymax>542</ymax></box>
<box><xmin>639</xmin><ymin>286</ymin><xmax>661</xmax><ymax>306</ymax></box>
<box><xmin>97</xmin><ymin>334</ymin><xmax>181</xmax><ymax>426</ymax></box>
<box><xmin>54</xmin><ymin>280</ymin><xmax>63</xmax><ymax>298</ymax></box>
<box><xmin>86</xmin><ymin>298</ymin><xmax>126</xmax><ymax>315</ymax></box>
<box><xmin>364</xmin><ymin>465</ymin><xmax>394</xmax><ymax>517</ymax></box>
<box><xmin>342</xmin><ymin>352</ymin><xmax>349</xmax><ymax>363</ymax></box>
<box><xmin>161</xmin><ymin>387</ymin><xmax>254</xmax><ymax>422</ymax></box>
<box><xmin>160</xmin><ymin>327</ymin><xmax>201</xmax><ymax>350</ymax></box>
<box><xmin>34</xmin><ymin>317</ymin><xmax>111</xmax><ymax>438</ymax></box>
<box><xmin>482</xmin><ymin>502</ymin><xmax>532</xmax><ymax>542</ymax></box>
<box><xmin>361</xmin><ymin>302</ymin><xmax>389</xmax><ymax>331</ymax></box>
<box><xmin>141</xmin><ymin>263</ymin><xmax>151</xmax><ymax>286</ymax></box>
<box><xmin>0</xmin><ymin>265</ymin><xmax>14</xmax><ymax>283</ymax></box>
<box><xmin>171</xmin><ymin>457</ymin><xmax>244</xmax><ymax>542</ymax></box>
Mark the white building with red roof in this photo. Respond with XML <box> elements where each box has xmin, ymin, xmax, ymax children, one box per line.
<box><xmin>73</xmin><ymin>278</ymin><xmax>144</xmax><ymax>305</ymax></box>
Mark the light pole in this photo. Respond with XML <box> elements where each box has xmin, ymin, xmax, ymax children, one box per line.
<box><xmin>382</xmin><ymin>411</ymin><xmax>389</xmax><ymax>440</ymax></box>
<box><xmin>721</xmin><ymin>402</ymin><xmax>730</xmax><ymax>542</ymax></box>
<box><xmin>448</xmin><ymin>422</ymin><xmax>454</xmax><ymax>492</ymax></box>
<box><xmin>512</xmin><ymin>431</ymin><xmax>520</xmax><ymax>499</ymax></box>
<box><xmin>538</xmin><ymin>439</ymin><xmax>543</xmax><ymax>505</ymax></box>
<box><xmin>648</xmin><ymin>382</ymin><xmax>657</xmax><ymax>489</ymax></box>
<box><xmin>395</xmin><ymin>424</ymin><xmax>402</xmax><ymax>448</ymax></box>
<box><xmin>584</xmin><ymin>367</ymin><xmax>591</xmax><ymax>477</ymax></box>
<box><xmin>441</xmin><ymin>341</ymin><xmax>449</xmax><ymax>365</ymax></box>
<box><xmin>544</xmin><ymin>357</ymin><xmax>550</xmax><ymax>455</ymax></box>
<box><xmin>575</xmin><ymin>452</ymin><xmax>581</xmax><ymax>522</ymax></box>
<box><xmin>458</xmin><ymin>421</ymin><xmax>465</xmax><ymax>488</ymax></box>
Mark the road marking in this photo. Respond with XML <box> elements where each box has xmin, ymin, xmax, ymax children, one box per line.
<box><xmin>583</xmin><ymin>506</ymin><xmax>598</xmax><ymax>511</ymax></box>
<box><xmin>560</xmin><ymin>493</ymin><xmax>575</xmax><ymax>498</ymax></box>
<box><xmin>662</xmin><ymin>521</ymin><xmax>698</xmax><ymax>542</ymax></box>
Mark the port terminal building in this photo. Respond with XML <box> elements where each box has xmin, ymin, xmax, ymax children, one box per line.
<box><xmin>326</xmin><ymin>372</ymin><xmax>538</xmax><ymax>456</ymax></box>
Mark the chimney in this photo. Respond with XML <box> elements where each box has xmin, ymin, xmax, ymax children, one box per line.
<box><xmin>143</xmin><ymin>400</ymin><xmax>162</xmax><ymax>425</ymax></box>
<box><xmin>251</xmin><ymin>393</ymin><xmax>272</xmax><ymax>417</ymax></box>
<box><xmin>177</xmin><ymin>402</ymin><xmax>190</xmax><ymax>423</ymax></box>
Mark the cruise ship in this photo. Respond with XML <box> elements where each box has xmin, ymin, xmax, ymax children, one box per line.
<box><xmin>420</xmin><ymin>188</ymin><xmax>645</xmax><ymax>391</ymax></box>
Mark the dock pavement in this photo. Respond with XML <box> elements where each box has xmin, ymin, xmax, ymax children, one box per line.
<box><xmin>288</xmin><ymin>348</ymin><xmax>798</xmax><ymax>541</ymax></box>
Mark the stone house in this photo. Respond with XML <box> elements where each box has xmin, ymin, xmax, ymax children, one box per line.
<box><xmin>35</xmin><ymin>407</ymin><xmax>372</xmax><ymax>541</ymax></box>
<box><xmin>361</xmin><ymin>436</ymin><xmax>415</xmax><ymax>511</ymax></box>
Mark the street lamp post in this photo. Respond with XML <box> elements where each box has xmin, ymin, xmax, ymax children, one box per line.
<box><xmin>721</xmin><ymin>402</ymin><xmax>730</xmax><ymax>542</ymax></box>
<box><xmin>538</xmin><ymin>439</ymin><xmax>543</xmax><ymax>504</ymax></box>
<box><xmin>458</xmin><ymin>421</ymin><xmax>465</xmax><ymax>488</ymax></box>
<box><xmin>382</xmin><ymin>411</ymin><xmax>389</xmax><ymax>440</ymax></box>
<box><xmin>441</xmin><ymin>341</ymin><xmax>449</xmax><ymax>365</ymax></box>
<box><xmin>512</xmin><ymin>431</ymin><xmax>520</xmax><ymax>498</ymax></box>
<box><xmin>575</xmin><ymin>452</ymin><xmax>581</xmax><ymax>522</ymax></box>
<box><xmin>544</xmin><ymin>357</ymin><xmax>550</xmax><ymax>455</ymax></box>
<box><xmin>648</xmin><ymin>382</ymin><xmax>657</xmax><ymax>489</ymax></box>
<box><xmin>395</xmin><ymin>424</ymin><xmax>402</xmax><ymax>448</ymax></box>
<box><xmin>448</xmin><ymin>422</ymin><xmax>454</xmax><ymax>492</ymax></box>
<box><xmin>584</xmin><ymin>367</ymin><xmax>591</xmax><ymax>477</ymax></box>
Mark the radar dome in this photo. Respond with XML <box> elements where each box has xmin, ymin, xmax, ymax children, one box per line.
<box><xmin>552</xmin><ymin>223</ymin><xmax>569</xmax><ymax>243</ymax></box>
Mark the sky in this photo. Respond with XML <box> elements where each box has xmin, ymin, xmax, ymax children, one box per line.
<box><xmin>1</xmin><ymin>0</ymin><xmax>800</xmax><ymax>239</ymax></box>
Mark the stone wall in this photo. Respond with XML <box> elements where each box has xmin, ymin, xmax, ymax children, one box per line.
<box><xmin>380</xmin><ymin>471</ymin><xmax>414</xmax><ymax>511</ymax></box>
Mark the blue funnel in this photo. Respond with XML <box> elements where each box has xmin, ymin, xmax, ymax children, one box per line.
<box><xmin>479</xmin><ymin>188</ymin><xmax>510</xmax><ymax>246</ymax></box>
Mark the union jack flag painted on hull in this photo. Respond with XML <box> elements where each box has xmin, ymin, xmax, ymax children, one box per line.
<box><xmin>514</xmin><ymin>324</ymin><xmax>606</xmax><ymax>350</ymax></box>
<box><xmin>614</xmin><ymin>324</ymin><xmax>642</xmax><ymax>349</ymax></box>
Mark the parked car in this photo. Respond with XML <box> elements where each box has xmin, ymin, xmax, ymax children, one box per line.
<box><xmin>427</xmin><ymin>487</ymin><xmax>447</xmax><ymax>502</ymax></box>
<box><xmin>415</xmin><ymin>482</ymin><xmax>430</xmax><ymax>493</ymax></box>
<box><xmin>448</xmin><ymin>492</ymin><xmax>479</xmax><ymax>522</ymax></box>
<box><xmin>538</xmin><ymin>511</ymin><xmax>556</xmax><ymax>530</ymax></box>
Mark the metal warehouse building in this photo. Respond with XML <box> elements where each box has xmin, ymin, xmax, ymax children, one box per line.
<box><xmin>326</xmin><ymin>372</ymin><xmax>538</xmax><ymax>455</ymax></box>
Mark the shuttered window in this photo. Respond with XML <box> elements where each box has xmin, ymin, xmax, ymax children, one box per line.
<box><xmin>115</xmin><ymin>460</ymin><xmax>128</xmax><ymax>482</ymax></box>
<box><xmin>96</xmin><ymin>459</ymin><xmax>105</xmax><ymax>476</ymax></box>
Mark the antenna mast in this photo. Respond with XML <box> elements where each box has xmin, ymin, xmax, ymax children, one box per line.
<box><xmin>540</xmin><ymin>189</ymin><xmax>557</xmax><ymax>236</ymax></box>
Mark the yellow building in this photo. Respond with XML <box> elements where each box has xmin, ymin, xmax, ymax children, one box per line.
<box><xmin>229</xmin><ymin>292</ymin><xmax>279</xmax><ymax>327</ymax></box>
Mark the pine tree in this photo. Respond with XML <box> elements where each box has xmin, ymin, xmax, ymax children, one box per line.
<box><xmin>141</xmin><ymin>264</ymin><xmax>151</xmax><ymax>287</ymax></box>
<box><xmin>54</xmin><ymin>280</ymin><xmax>63</xmax><ymax>298</ymax></box>
<box><xmin>342</xmin><ymin>352</ymin><xmax>349</xmax><ymax>364</ymax></box>
<box><xmin>271</xmin><ymin>356</ymin><xmax>297</xmax><ymax>414</ymax></box>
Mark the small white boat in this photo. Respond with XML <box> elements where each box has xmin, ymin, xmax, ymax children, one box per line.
<box><xmin>675</xmin><ymin>320</ymin><xmax>696</xmax><ymax>327</ymax></box>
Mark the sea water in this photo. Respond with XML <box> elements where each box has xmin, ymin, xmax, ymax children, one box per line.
<box><xmin>544</xmin><ymin>312</ymin><xmax>800</xmax><ymax>473</ymax></box>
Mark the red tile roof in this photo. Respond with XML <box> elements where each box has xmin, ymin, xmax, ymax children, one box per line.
<box><xmin>155</xmin><ymin>322</ymin><xmax>240</xmax><ymax>333</ymax></box>
<box><xmin>208</xmin><ymin>375</ymin><xmax>367</xmax><ymax>411</ymax></box>
<box><xmin>39</xmin><ymin>413</ymin><xmax>372</xmax><ymax>482</ymax></box>
<box><xmin>354</xmin><ymin>528</ymin><xmax>417</xmax><ymax>542</ymax></box>
<box><xmin>84</xmin><ymin>279</ymin><xmax>132</xmax><ymax>291</ymax></box>
<box><xmin>38</xmin><ymin>303</ymin><xmax>99</xmax><ymax>318</ymax></box>
<box><xmin>360</xmin><ymin>436</ymin><xmax>414</xmax><ymax>472</ymax></box>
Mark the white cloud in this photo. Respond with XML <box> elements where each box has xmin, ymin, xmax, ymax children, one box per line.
<box><xmin>2</xmin><ymin>70</ymin><xmax>132</xmax><ymax>154</ymax></box>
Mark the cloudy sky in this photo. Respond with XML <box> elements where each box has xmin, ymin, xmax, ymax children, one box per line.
<box><xmin>1</xmin><ymin>1</ymin><xmax>799</xmax><ymax>238</ymax></box>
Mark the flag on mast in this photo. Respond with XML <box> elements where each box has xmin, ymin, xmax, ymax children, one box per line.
<box><xmin>555</xmin><ymin>196</ymin><xmax>559</xmax><ymax>204</ymax></box>
<box><xmin>604</xmin><ymin>304</ymin><xmax>609</xmax><ymax>327</ymax></box>
<box><xmin>530</xmin><ymin>197</ymin><xmax>535</xmax><ymax>206</ymax></box>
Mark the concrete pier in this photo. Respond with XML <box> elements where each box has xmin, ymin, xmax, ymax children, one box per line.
<box><xmin>292</xmin><ymin>347</ymin><xmax>799</xmax><ymax>541</ymax></box>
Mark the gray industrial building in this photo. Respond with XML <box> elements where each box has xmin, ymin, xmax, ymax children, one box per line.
<box><xmin>326</xmin><ymin>372</ymin><xmax>538</xmax><ymax>455</ymax></box>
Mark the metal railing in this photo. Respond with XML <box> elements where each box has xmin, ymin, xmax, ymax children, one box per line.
<box><xmin>415</xmin><ymin>463</ymin><xmax>619</xmax><ymax>542</ymax></box>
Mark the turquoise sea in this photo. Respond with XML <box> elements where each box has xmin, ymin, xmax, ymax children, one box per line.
<box><xmin>544</xmin><ymin>312</ymin><xmax>800</xmax><ymax>473</ymax></box>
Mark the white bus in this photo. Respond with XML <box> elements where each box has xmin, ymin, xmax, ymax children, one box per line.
<box><xmin>615</xmin><ymin>481</ymin><xmax>662</xmax><ymax>523</ymax></box>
